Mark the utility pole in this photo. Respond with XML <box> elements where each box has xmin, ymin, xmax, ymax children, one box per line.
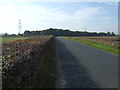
<box><xmin>19</xmin><ymin>19</ymin><xmax>21</xmax><ymax>34</ymax></box>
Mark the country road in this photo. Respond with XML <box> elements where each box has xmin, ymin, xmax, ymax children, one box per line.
<box><xmin>55</xmin><ymin>37</ymin><xmax>118</xmax><ymax>88</ymax></box>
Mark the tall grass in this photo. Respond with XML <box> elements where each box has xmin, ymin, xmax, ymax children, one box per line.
<box><xmin>33</xmin><ymin>39</ymin><xmax>57</xmax><ymax>88</ymax></box>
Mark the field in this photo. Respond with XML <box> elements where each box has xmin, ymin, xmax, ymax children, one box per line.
<box><xmin>62</xmin><ymin>36</ymin><xmax>119</xmax><ymax>55</ymax></box>
<box><xmin>2</xmin><ymin>37</ymin><xmax>29</xmax><ymax>43</ymax></box>
<box><xmin>2</xmin><ymin>35</ymin><xmax>119</xmax><ymax>88</ymax></box>
<box><xmin>2</xmin><ymin>36</ymin><xmax>56</xmax><ymax>88</ymax></box>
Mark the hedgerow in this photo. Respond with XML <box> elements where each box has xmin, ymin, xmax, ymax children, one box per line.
<box><xmin>2</xmin><ymin>36</ymin><xmax>53</xmax><ymax>88</ymax></box>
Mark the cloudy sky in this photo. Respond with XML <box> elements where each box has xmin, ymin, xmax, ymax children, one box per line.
<box><xmin>0</xmin><ymin>0</ymin><xmax>119</xmax><ymax>34</ymax></box>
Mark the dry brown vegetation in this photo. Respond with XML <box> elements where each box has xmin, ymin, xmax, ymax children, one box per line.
<box><xmin>72</xmin><ymin>36</ymin><xmax>119</xmax><ymax>48</ymax></box>
<box><xmin>2</xmin><ymin>36</ymin><xmax>54</xmax><ymax>88</ymax></box>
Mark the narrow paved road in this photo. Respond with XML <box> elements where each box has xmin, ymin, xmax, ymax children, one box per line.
<box><xmin>55</xmin><ymin>37</ymin><xmax>118</xmax><ymax>88</ymax></box>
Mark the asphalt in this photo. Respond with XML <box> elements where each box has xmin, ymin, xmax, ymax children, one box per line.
<box><xmin>55</xmin><ymin>37</ymin><xmax>118</xmax><ymax>88</ymax></box>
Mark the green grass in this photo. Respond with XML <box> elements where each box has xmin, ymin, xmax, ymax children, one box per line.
<box><xmin>33</xmin><ymin>38</ymin><xmax>57</xmax><ymax>88</ymax></box>
<box><xmin>2</xmin><ymin>37</ymin><xmax>29</xmax><ymax>43</ymax></box>
<box><xmin>62</xmin><ymin>36</ymin><xmax>119</xmax><ymax>55</ymax></box>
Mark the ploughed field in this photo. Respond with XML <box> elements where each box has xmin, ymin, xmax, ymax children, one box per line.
<box><xmin>2</xmin><ymin>36</ymin><xmax>53</xmax><ymax>88</ymax></box>
<box><xmin>71</xmin><ymin>36</ymin><xmax>119</xmax><ymax>48</ymax></box>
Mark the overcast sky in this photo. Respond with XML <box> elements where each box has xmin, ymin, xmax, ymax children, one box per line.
<box><xmin>0</xmin><ymin>0</ymin><xmax>119</xmax><ymax>34</ymax></box>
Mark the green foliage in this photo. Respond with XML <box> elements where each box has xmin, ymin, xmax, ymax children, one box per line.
<box><xmin>33</xmin><ymin>39</ymin><xmax>57</xmax><ymax>88</ymax></box>
<box><xmin>24</xmin><ymin>28</ymin><xmax>116</xmax><ymax>36</ymax></box>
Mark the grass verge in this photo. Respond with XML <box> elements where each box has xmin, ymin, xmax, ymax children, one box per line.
<box><xmin>33</xmin><ymin>38</ymin><xmax>57</xmax><ymax>88</ymax></box>
<box><xmin>62</xmin><ymin>36</ymin><xmax>119</xmax><ymax>55</ymax></box>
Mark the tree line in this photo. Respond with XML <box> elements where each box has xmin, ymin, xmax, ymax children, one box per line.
<box><xmin>3</xmin><ymin>28</ymin><xmax>116</xmax><ymax>36</ymax></box>
<box><xmin>24</xmin><ymin>28</ymin><xmax>116</xmax><ymax>36</ymax></box>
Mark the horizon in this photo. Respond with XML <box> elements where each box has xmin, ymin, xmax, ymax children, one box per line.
<box><xmin>0</xmin><ymin>0</ymin><xmax>119</xmax><ymax>34</ymax></box>
<box><xmin>0</xmin><ymin>28</ymin><xmax>118</xmax><ymax>35</ymax></box>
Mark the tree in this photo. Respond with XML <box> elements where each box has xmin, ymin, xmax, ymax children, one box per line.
<box><xmin>111</xmin><ymin>32</ymin><xmax>115</xmax><ymax>36</ymax></box>
<box><xmin>4</xmin><ymin>33</ymin><xmax>8</xmax><ymax>36</ymax></box>
<box><xmin>24</xmin><ymin>30</ymin><xmax>31</xmax><ymax>36</ymax></box>
<box><xmin>11</xmin><ymin>34</ymin><xmax>16</xmax><ymax>36</ymax></box>
<box><xmin>107</xmin><ymin>32</ymin><xmax>111</xmax><ymax>36</ymax></box>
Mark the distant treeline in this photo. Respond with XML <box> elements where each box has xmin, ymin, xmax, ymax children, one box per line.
<box><xmin>3</xmin><ymin>28</ymin><xmax>116</xmax><ymax>36</ymax></box>
<box><xmin>24</xmin><ymin>28</ymin><xmax>116</xmax><ymax>36</ymax></box>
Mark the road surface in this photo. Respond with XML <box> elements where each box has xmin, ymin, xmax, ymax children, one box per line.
<box><xmin>55</xmin><ymin>37</ymin><xmax>118</xmax><ymax>88</ymax></box>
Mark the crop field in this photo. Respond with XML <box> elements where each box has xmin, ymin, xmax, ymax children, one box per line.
<box><xmin>2</xmin><ymin>36</ymin><xmax>55</xmax><ymax>88</ymax></box>
<box><xmin>72</xmin><ymin>36</ymin><xmax>119</xmax><ymax>48</ymax></box>
<box><xmin>2</xmin><ymin>37</ymin><xmax>29</xmax><ymax>43</ymax></box>
<box><xmin>63</xmin><ymin>36</ymin><xmax>119</xmax><ymax>55</ymax></box>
